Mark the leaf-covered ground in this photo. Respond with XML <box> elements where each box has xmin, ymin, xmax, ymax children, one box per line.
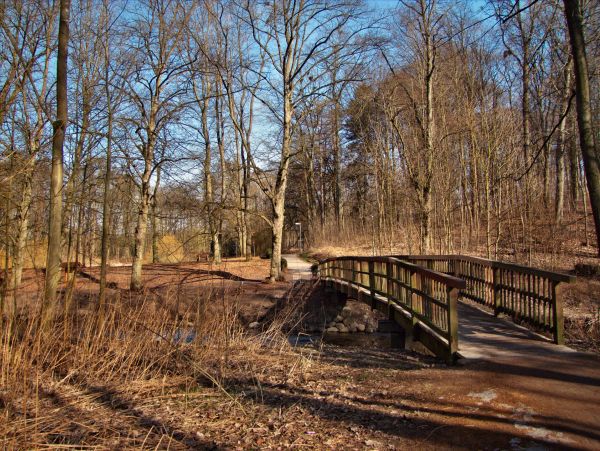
<box><xmin>3</xmin><ymin>258</ymin><xmax>599</xmax><ymax>449</ymax></box>
<box><xmin>6</xmin><ymin>340</ymin><xmax>597</xmax><ymax>450</ymax></box>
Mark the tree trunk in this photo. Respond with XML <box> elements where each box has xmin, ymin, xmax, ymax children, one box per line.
<box><xmin>569</xmin><ymin>131</ymin><xmax>580</xmax><ymax>208</ymax></box>
<box><xmin>555</xmin><ymin>65</ymin><xmax>572</xmax><ymax>224</ymax></box>
<box><xmin>63</xmin><ymin>98</ymin><xmax>89</xmax><ymax>269</ymax></box>
<box><xmin>332</xmin><ymin>100</ymin><xmax>342</xmax><ymax>228</ymax></box>
<box><xmin>99</xmin><ymin>77</ymin><xmax>113</xmax><ymax>308</ymax></box>
<box><xmin>201</xmin><ymin>91</ymin><xmax>220</xmax><ymax>264</ymax></box>
<box><xmin>419</xmin><ymin>189</ymin><xmax>432</xmax><ymax>254</ymax></box>
<box><xmin>564</xmin><ymin>0</ymin><xmax>600</xmax><ymax>256</ymax></box>
<box><xmin>239</xmin><ymin>141</ymin><xmax>251</xmax><ymax>260</ymax></box>
<box><xmin>44</xmin><ymin>0</ymin><xmax>70</xmax><ymax>311</ymax></box>
<box><xmin>269</xmin><ymin>90</ymin><xmax>293</xmax><ymax>281</ymax></box>
<box><xmin>12</xmin><ymin>161</ymin><xmax>34</xmax><ymax>290</ymax></box>
<box><xmin>485</xmin><ymin>168</ymin><xmax>492</xmax><ymax>259</ymax></box>
<box><xmin>214</xmin><ymin>86</ymin><xmax>226</xmax><ymax>264</ymax></box>
<box><xmin>130</xmin><ymin>127</ymin><xmax>155</xmax><ymax>291</ymax></box>
<box><xmin>421</xmin><ymin>13</ymin><xmax>435</xmax><ymax>254</ymax></box>
<box><xmin>1</xmin><ymin>169</ymin><xmax>10</xmax><ymax>314</ymax></box>
<box><xmin>517</xmin><ymin>1</ymin><xmax>532</xmax><ymax>223</ymax></box>
<box><xmin>130</xmin><ymin>179</ymin><xmax>150</xmax><ymax>291</ymax></box>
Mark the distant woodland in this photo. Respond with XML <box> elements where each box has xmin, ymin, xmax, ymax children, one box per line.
<box><xmin>1</xmin><ymin>0</ymin><xmax>600</xmax><ymax>300</ymax></box>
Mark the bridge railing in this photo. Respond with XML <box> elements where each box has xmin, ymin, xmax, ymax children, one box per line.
<box><xmin>319</xmin><ymin>256</ymin><xmax>466</xmax><ymax>360</ymax></box>
<box><xmin>393</xmin><ymin>255</ymin><xmax>575</xmax><ymax>344</ymax></box>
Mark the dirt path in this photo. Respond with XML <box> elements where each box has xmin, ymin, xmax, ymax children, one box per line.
<box><xmin>283</xmin><ymin>254</ymin><xmax>312</xmax><ymax>280</ymax></box>
<box><xmin>455</xmin><ymin>301</ymin><xmax>600</xmax><ymax>449</ymax></box>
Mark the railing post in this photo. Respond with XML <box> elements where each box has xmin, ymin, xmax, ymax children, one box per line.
<box><xmin>552</xmin><ymin>282</ymin><xmax>564</xmax><ymax>345</ymax></box>
<box><xmin>409</xmin><ymin>269</ymin><xmax>416</xmax><ymax>313</ymax></box>
<box><xmin>492</xmin><ymin>265</ymin><xmax>501</xmax><ymax>316</ymax></box>
<box><xmin>386</xmin><ymin>261</ymin><xmax>393</xmax><ymax>319</ymax></box>
<box><xmin>448</xmin><ymin>257</ymin><xmax>455</xmax><ymax>276</ymax></box>
<box><xmin>404</xmin><ymin>268</ymin><xmax>421</xmax><ymax>351</ymax></box>
<box><xmin>368</xmin><ymin>260</ymin><xmax>376</xmax><ymax>309</ymax></box>
<box><xmin>347</xmin><ymin>266</ymin><xmax>352</xmax><ymax>295</ymax></box>
<box><xmin>446</xmin><ymin>286</ymin><xmax>459</xmax><ymax>360</ymax></box>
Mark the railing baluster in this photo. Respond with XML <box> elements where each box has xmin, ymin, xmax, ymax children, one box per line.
<box><xmin>368</xmin><ymin>260</ymin><xmax>376</xmax><ymax>310</ymax></box>
<box><xmin>386</xmin><ymin>261</ymin><xmax>393</xmax><ymax>318</ymax></box>
<box><xmin>493</xmin><ymin>265</ymin><xmax>500</xmax><ymax>315</ymax></box>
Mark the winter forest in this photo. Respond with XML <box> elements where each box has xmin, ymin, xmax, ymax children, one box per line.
<box><xmin>2</xmin><ymin>0</ymin><xmax>599</xmax><ymax>290</ymax></box>
<box><xmin>1</xmin><ymin>0</ymin><xmax>600</xmax><ymax>448</ymax></box>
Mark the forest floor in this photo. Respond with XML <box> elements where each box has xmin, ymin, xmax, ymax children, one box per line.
<box><xmin>1</xmin><ymin>257</ymin><xmax>599</xmax><ymax>449</ymax></box>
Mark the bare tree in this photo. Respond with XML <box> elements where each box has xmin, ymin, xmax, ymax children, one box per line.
<box><xmin>7</xmin><ymin>2</ymin><xmax>57</xmax><ymax>291</ymax></box>
<box><xmin>241</xmin><ymin>0</ymin><xmax>364</xmax><ymax>281</ymax></box>
<box><xmin>123</xmin><ymin>0</ymin><xmax>194</xmax><ymax>290</ymax></box>
<box><xmin>385</xmin><ymin>0</ymin><xmax>445</xmax><ymax>253</ymax></box>
<box><xmin>564</xmin><ymin>0</ymin><xmax>600</xmax><ymax>256</ymax></box>
<box><xmin>98</xmin><ymin>0</ymin><xmax>126</xmax><ymax>306</ymax></box>
<box><xmin>43</xmin><ymin>0</ymin><xmax>70</xmax><ymax>311</ymax></box>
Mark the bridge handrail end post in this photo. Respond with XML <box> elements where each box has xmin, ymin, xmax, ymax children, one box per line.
<box><xmin>447</xmin><ymin>286</ymin><xmax>459</xmax><ymax>355</ymax></box>
<box><xmin>552</xmin><ymin>281</ymin><xmax>564</xmax><ymax>345</ymax></box>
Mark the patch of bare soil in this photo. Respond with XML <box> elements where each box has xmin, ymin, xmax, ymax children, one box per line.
<box><xmin>12</xmin><ymin>258</ymin><xmax>287</xmax><ymax>324</ymax></box>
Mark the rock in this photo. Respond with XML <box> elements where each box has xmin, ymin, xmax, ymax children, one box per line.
<box><xmin>337</xmin><ymin>324</ymin><xmax>349</xmax><ymax>333</ymax></box>
<box><xmin>249</xmin><ymin>322</ymin><xmax>260</xmax><ymax>329</ymax></box>
<box><xmin>357</xmin><ymin>324</ymin><xmax>366</xmax><ymax>332</ymax></box>
<box><xmin>349</xmin><ymin>325</ymin><xmax>358</xmax><ymax>333</ymax></box>
<box><xmin>366</xmin><ymin>318</ymin><xmax>378</xmax><ymax>329</ymax></box>
<box><xmin>335</xmin><ymin>315</ymin><xmax>343</xmax><ymax>322</ymax></box>
<box><xmin>326</xmin><ymin>326</ymin><xmax>338</xmax><ymax>333</ymax></box>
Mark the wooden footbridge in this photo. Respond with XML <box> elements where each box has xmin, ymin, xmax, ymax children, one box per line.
<box><xmin>318</xmin><ymin>255</ymin><xmax>575</xmax><ymax>363</ymax></box>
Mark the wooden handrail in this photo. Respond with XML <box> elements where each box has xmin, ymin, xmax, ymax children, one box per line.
<box><xmin>393</xmin><ymin>255</ymin><xmax>575</xmax><ymax>284</ymax></box>
<box><xmin>392</xmin><ymin>254</ymin><xmax>575</xmax><ymax>344</ymax></box>
<box><xmin>320</xmin><ymin>256</ymin><xmax>466</xmax><ymax>289</ymax></box>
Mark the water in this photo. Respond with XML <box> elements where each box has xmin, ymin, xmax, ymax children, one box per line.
<box><xmin>169</xmin><ymin>328</ymin><xmax>404</xmax><ymax>349</ymax></box>
<box><xmin>288</xmin><ymin>333</ymin><xmax>321</xmax><ymax>347</ymax></box>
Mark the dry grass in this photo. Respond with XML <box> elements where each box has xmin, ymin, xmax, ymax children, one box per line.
<box><xmin>0</xmin><ymin>263</ymin><xmax>312</xmax><ymax>448</ymax></box>
<box><xmin>1</xmin><ymin>260</ymin><xmax>598</xmax><ymax>449</ymax></box>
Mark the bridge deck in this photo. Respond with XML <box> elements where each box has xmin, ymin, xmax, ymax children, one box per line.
<box><xmin>458</xmin><ymin>300</ymin><xmax>585</xmax><ymax>360</ymax></box>
<box><xmin>457</xmin><ymin>300</ymin><xmax>600</xmax><ymax>449</ymax></box>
